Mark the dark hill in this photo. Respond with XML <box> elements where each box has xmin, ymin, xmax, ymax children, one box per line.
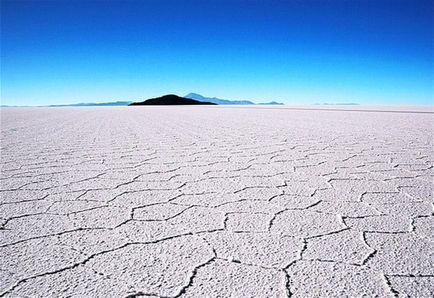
<box><xmin>129</xmin><ymin>94</ymin><xmax>217</xmax><ymax>105</ymax></box>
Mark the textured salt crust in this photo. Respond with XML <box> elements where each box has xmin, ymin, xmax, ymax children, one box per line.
<box><xmin>0</xmin><ymin>106</ymin><xmax>433</xmax><ymax>297</ymax></box>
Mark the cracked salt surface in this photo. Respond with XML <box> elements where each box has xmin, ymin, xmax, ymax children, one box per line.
<box><xmin>1</xmin><ymin>105</ymin><xmax>433</xmax><ymax>297</ymax></box>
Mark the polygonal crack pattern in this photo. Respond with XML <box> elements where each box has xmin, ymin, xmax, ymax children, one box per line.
<box><xmin>1</xmin><ymin>106</ymin><xmax>433</xmax><ymax>297</ymax></box>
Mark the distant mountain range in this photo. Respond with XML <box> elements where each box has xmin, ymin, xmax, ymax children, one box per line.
<box><xmin>129</xmin><ymin>94</ymin><xmax>216</xmax><ymax>106</ymax></box>
<box><xmin>185</xmin><ymin>93</ymin><xmax>254</xmax><ymax>105</ymax></box>
<box><xmin>185</xmin><ymin>93</ymin><xmax>283</xmax><ymax>105</ymax></box>
<box><xmin>47</xmin><ymin>101</ymin><xmax>132</xmax><ymax>107</ymax></box>
<box><xmin>44</xmin><ymin>93</ymin><xmax>284</xmax><ymax>107</ymax></box>
<box><xmin>1</xmin><ymin>93</ymin><xmax>286</xmax><ymax>107</ymax></box>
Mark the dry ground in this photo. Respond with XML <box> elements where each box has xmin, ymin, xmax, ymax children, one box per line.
<box><xmin>1</xmin><ymin>106</ymin><xmax>433</xmax><ymax>297</ymax></box>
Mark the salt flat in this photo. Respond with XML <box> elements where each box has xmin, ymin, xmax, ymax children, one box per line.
<box><xmin>1</xmin><ymin>105</ymin><xmax>433</xmax><ymax>297</ymax></box>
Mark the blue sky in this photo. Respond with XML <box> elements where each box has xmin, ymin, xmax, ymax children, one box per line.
<box><xmin>1</xmin><ymin>0</ymin><xmax>433</xmax><ymax>105</ymax></box>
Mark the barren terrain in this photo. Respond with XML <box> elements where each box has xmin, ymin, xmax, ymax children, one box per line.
<box><xmin>1</xmin><ymin>106</ymin><xmax>433</xmax><ymax>297</ymax></box>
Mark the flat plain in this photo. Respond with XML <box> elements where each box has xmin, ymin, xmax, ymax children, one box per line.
<box><xmin>1</xmin><ymin>105</ymin><xmax>433</xmax><ymax>297</ymax></box>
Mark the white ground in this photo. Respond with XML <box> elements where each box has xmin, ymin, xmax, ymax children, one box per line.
<box><xmin>1</xmin><ymin>105</ymin><xmax>433</xmax><ymax>297</ymax></box>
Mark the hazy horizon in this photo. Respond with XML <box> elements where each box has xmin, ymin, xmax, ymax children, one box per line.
<box><xmin>1</xmin><ymin>0</ymin><xmax>433</xmax><ymax>106</ymax></box>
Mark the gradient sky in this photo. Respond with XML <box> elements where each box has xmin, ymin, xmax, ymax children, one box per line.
<box><xmin>1</xmin><ymin>0</ymin><xmax>433</xmax><ymax>106</ymax></box>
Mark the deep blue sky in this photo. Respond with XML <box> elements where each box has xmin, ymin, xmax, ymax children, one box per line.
<box><xmin>1</xmin><ymin>0</ymin><xmax>433</xmax><ymax>105</ymax></box>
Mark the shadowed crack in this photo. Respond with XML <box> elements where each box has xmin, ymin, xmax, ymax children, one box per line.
<box><xmin>284</xmin><ymin>271</ymin><xmax>293</xmax><ymax>298</ymax></box>
<box><xmin>0</xmin><ymin>212</ymin><xmax>47</xmax><ymax>230</ymax></box>
<box><xmin>360</xmin><ymin>231</ymin><xmax>378</xmax><ymax>266</ymax></box>
<box><xmin>383</xmin><ymin>274</ymin><xmax>400</xmax><ymax>297</ymax></box>
<box><xmin>0</xmin><ymin>194</ymin><xmax>50</xmax><ymax>206</ymax></box>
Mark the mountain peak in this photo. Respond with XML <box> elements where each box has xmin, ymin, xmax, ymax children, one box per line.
<box><xmin>185</xmin><ymin>93</ymin><xmax>206</xmax><ymax>100</ymax></box>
